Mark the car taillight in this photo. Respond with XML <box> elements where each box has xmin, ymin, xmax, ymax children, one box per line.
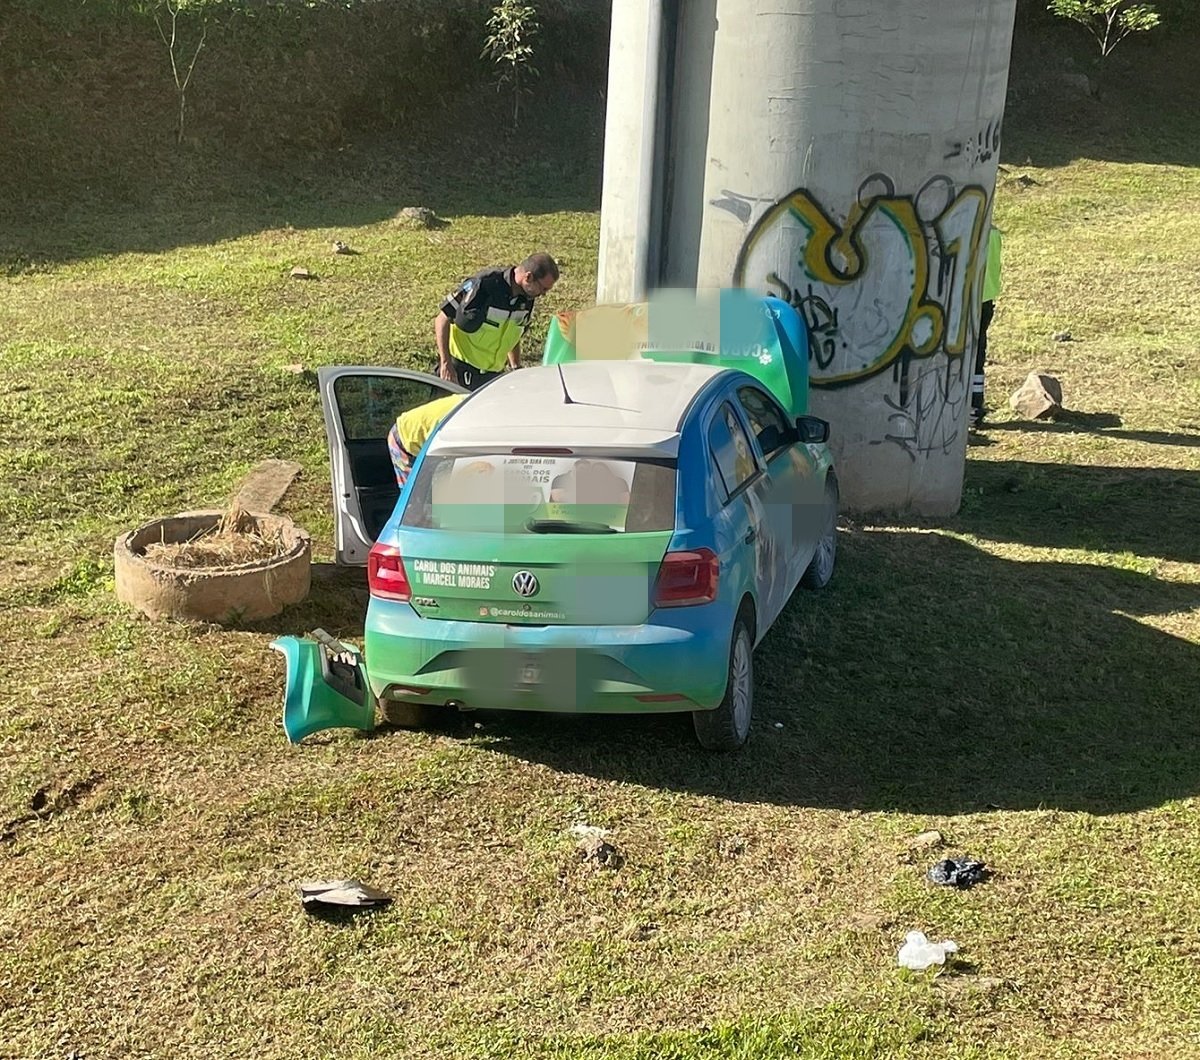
<box><xmin>367</xmin><ymin>542</ymin><xmax>411</xmax><ymax>601</ymax></box>
<box><xmin>652</xmin><ymin>548</ymin><xmax>719</xmax><ymax>607</ymax></box>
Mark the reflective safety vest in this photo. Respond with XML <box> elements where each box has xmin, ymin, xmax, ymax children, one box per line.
<box><xmin>983</xmin><ymin>226</ymin><xmax>1003</xmax><ymax>303</ymax></box>
<box><xmin>442</xmin><ymin>266</ymin><xmax>536</xmax><ymax>372</ymax></box>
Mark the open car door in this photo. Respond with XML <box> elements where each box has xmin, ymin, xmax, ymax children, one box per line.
<box><xmin>318</xmin><ymin>366</ymin><xmax>467</xmax><ymax>565</ymax></box>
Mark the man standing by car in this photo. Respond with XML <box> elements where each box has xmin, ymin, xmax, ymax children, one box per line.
<box><xmin>434</xmin><ymin>252</ymin><xmax>559</xmax><ymax>390</ymax></box>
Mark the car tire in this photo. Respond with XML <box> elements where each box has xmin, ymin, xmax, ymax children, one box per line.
<box><xmin>379</xmin><ymin>696</ymin><xmax>438</xmax><ymax>729</ymax></box>
<box><xmin>801</xmin><ymin>475</ymin><xmax>838</xmax><ymax>590</ymax></box>
<box><xmin>692</xmin><ymin>610</ymin><xmax>754</xmax><ymax>752</ymax></box>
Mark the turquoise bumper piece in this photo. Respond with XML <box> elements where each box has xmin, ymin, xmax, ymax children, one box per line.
<box><xmin>270</xmin><ymin>629</ymin><xmax>376</xmax><ymax>743</ymax></box>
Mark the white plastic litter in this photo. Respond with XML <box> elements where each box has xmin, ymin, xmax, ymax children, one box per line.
<box><xmin>569</xmin><ymin>823</ymin><xmax>611</xmax><ymax>841</ymax></box>
<box><xmin>897</xmin><ymin>931</ymin><xmax>959</xmax><ymax>970</ymax></box>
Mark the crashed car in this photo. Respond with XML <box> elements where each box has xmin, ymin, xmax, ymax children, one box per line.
<box><xmin>275</xmin><ymin>291</ymin><xmax>838</xmax><ymax>751</ymax></box>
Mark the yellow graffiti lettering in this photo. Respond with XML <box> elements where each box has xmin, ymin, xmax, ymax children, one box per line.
<box><xmin>733</xmin><ymin>180</ymin><xmax>990</xmax><ymax>387</ymax></box>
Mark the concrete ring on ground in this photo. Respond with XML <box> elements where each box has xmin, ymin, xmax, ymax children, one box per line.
<box><xmin>114</xmin><ymin>509</ymin><xmax>311</xmax><ymax>623</ymax></box>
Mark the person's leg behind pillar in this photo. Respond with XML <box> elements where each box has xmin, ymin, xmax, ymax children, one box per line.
<box><xmin>972</xmin><ymin>300</ymin><xmax>995</xmax><ymax>428</ymax></box>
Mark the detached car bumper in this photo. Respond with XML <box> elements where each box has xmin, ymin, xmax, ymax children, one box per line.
<box><xmin>363</xmin><ymin>600</ymin><xmax>734</xmax><ymax>713</ymax></box>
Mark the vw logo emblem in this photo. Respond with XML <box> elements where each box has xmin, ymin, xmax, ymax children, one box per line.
<box><xmin>512</xmin><ymin>570</ymin><xmax>539</xmax><ymax>597</ymax></box>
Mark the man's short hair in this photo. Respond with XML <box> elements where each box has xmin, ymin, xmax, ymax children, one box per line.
<box><xmin>520</xmin><ymin>252</ymin><xmax>559</xmax><ymax>282</ymax></box>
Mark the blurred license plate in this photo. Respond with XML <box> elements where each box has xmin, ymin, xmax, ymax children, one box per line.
<box><xmin>518</xmin><ymin>657</ymin><xmax>541</xmax><ymax>686</ymax></box>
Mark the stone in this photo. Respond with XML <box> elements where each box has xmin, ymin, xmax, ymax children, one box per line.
<box><xmin>1059</xmin><ymin>71</ymin><xmax>1094</xmax><ymax>97</ymax></box>
<box><xmin>230</xmin><ymin>458</ymin><xmax>303</xmax><ymax>514</ymax></box>
<box><xmin>911</xmin><ymin>829</ymin><xmax>945</xmax><ymax>851</ymax></box>
<box><xmin>290</xmin><ymin>266</ymin><xmax>313</xmax><ymax>279</ymax></box>
<box><xmin>1010</xmin><ymin>372</ymin><xmax>1063</xmax><ymax>420</ymax></box>
<box><xmin>393</xmin><ymin>206</ymin><xmax>444</xmax><ymax>230</ymax></box>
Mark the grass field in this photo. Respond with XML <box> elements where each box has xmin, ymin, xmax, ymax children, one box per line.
<box><xmin>1</xmin><ymin>48</ymin><xmax>1199</xmax><ymax>1060</ymax></box>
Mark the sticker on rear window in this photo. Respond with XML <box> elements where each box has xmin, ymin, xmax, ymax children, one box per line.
<box><xmin>431</xmin><ymin>455</ymin><xmax>635</xmax><ymax>531</ymax></box>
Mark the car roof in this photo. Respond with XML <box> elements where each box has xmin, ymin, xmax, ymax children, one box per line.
<box><xmin>428</xmin><ymin>361</ymin><xmax>727</xmax><ymax>458</ymax></box>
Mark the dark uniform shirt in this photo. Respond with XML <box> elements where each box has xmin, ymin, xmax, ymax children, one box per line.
<box><xmin>441</xmin><ymin>266</ymin><xmax>537</xmax><ymax>373</ymax></box>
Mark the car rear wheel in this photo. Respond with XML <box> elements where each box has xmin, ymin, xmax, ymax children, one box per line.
<box><xmin>801</xmin><ymin>475</ymin><xmax>838</xmax><ymax>590</ymax></box>
<box><xmin>692</xmin><ymin>612</ymin><xmax>754</xmax><ymax>752</ymax></box>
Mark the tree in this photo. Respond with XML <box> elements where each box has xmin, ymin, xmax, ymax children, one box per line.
<box><xmin>482</xmin><ymin>1</ymin><xmax>540</xmax><ymax>131</ymax></box>
<box><xmin>153</xmin><ymin>0</ymin><xmax>208</xmax><ymax>146</ymax></box>
<box><xmin>1048</xmin><ymin>0</ymin><xmax>1162</xmax><ymax>63</ymax></box>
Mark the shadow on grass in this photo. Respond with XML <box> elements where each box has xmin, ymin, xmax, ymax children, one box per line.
<box><xmin>983</xmin><ymin>418</ymin><xmax>1200</xmax><ymax>450</ymax></box>
<box><xmin>1000</xmin><ymin>30</ymin><xmax>1200</xmax><ymax>169</ymax></box>
<box><xmin>469</xmin><ymin>527</ymin><xmax>1199</xmax><ymax>815</ymax></box>
<box><xmin>241</xmin><ymin>563</ymin><xmax>369</xmax><ymax>641</ymax></box>
<box><xmin>0</xmin><ymin>94</ymin><xmax>605</xmax><ymax>272</ymax></box>
<box><xmin>956</xmin><ymin>461</ymin><xmax>1200</xmax><ymax>562</ymax></box>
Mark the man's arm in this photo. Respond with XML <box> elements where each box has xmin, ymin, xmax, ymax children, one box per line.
<box><xmin>434</xmin><ymin>311</ymin><xmax>453</xmax><ymax>381</ymax></box>
<box><xmin>436</xmin><ymin>274</ymin><xmax>488</xmax><ymax>379</ymax></box>
<box><xmin>507</xmin><ymin>341</ymin><xmax>521</xmax><ymax>371</ymax></box>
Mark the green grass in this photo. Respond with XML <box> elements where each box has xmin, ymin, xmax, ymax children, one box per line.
<box><xmin>1</xmin><ymin>47</ymin><xmax>1199</xmax><ymax>1060</ymax></box>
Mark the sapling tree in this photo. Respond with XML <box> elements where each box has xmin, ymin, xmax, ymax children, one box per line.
<box><xmin>1048</xmin><ymin>0</ymin><xmax>1162</xmax><ymax>66</ymax></box>
<box><xmin>153</xmin><ymin>0</ymin><xmax>209</xmax><ymax>145</ymax></box>
<box><xmin>482</xmin><ymin>1</ymin><xmax>540</xmax><ymax>131</ymax></box>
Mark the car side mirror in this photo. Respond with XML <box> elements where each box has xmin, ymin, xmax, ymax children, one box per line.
<box><xmin>795</xmin><ymin>415</ymin><xmax>830</xmax><ymax>444</ymax></box>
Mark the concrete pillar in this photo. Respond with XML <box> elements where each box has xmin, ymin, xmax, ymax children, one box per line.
<box><xmin>596</xmin><ymin>0</ymin><xmax>666</xmax><ymax>303</ymax></box>
<box><xmin>598</xmin><ymin>0</ymin><xmax>1017</xmax><ymax>516</ymax></box>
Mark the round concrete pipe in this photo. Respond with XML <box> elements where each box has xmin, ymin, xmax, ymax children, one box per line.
<box><xmin>114</xmin><ymin>510</ymin><xmax>311</xmax><ymax>623</ymax></box>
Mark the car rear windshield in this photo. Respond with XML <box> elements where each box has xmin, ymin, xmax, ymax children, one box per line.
<box><xmin>400</xmin><ymin>453</ymin><xmax>678</xmax><ymax>534</ymax></box>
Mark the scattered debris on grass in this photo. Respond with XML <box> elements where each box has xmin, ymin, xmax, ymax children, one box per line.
<box><xmin>1</xmin><ymin>773</ymin><xmax>105</xmax><ymax>843</ymax></box>
<box><xmin>571</xmin><ymin>823</ymin><xmax>623</xmax><ymax>869</ymax></box>
<box><xmin>141</xmin><ymin>503</ymin><xmax>290</xmax><ymax>570</ymax></box>
<box><xmin>332</xmin><ymin>240</ymin><xmax>354</xmax><ymax>255</ymax></box>
<box><xmin>1053</xmin><ymin>330</ymin><xmax>1073</xmax><ymax>342</ymax></box>
<box><xmin>898</xmin><ymin>931</ymin><xmax>959</xmax><ymax>971</ymax></box>
<box><xmin>290</xmin><ymin>265</ymin><xmax>314</xmax><ymax>279</ymax></box>
<box><xmin>927</xmin><ymin>857</ymin><xmax>991</xmax><ymax>889</ymax></box>
<box><xmin>297</xmin><ymin>879</ymin><xmax>392</xmax><ymax>910</ymax></box>
<box><xmin>911</xmin><ymin>829</ymin><xmax>945</xmax><ymax>851</ymax></box>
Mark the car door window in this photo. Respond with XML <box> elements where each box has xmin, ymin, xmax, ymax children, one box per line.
<box><xmin>708</xmin><ymin>401</ymin><xmax>759</xmax><ymax>501</ymax></box>
<box><xmin>320</xmin><ymin>368</ymin><xmax>465</xmax><ymax>563</ymax></box>
<box><xmin>334</xmin><ymin>375</ymin><xmax>450</xmax><ymax>441</ymax></box>
<box><xmin>737</xmin><ymin>385</ymin><xmax>792</xmax><ymax>461</ymax></box>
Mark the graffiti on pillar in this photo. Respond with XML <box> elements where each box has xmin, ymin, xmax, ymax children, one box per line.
<box><xmin>873</xmin><ymin>356</ymin><xmax>970</xmax><ymax>463</ymax></box>
<box><xmin>730</xmin><ymin>173</ymin><xmax>990</xmax><ymax>390</ymax></box>
<box><xmin>943</xmin><ymin>119</ymin><xmax>1003</xmax><ymax>165</ymax></box>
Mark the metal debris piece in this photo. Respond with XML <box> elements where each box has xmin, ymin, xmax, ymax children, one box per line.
<box><xmin>297</xmin><ymin>879</ymin><xmax>392</xmax><ymax>909</ymax></box>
